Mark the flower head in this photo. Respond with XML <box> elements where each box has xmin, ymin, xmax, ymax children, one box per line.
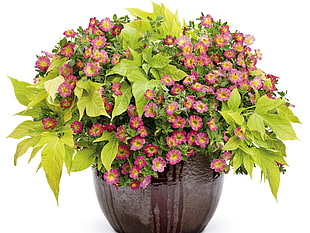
<box><xmin>63</xmin><ymin>29</ymin><xmax>76</xmax><ymax>38</ymax></box>
<box><xmin>89</xmin><ymin>124</ymin><xmax>103</xmax><ymax>137</ymax></box>
<box><xmin>70</xmin><ymin>121</ymin><xmax>83</xmax><ymax>133</ymax></box>
<box><xmin>188</xmin><ymin>115</ymin><xmax>203</xmax><ymax>131</ymax></box>
<box><xmin>234</xmin><ymin>128</ymin><xmax>246</xmax><ymax>140</ymax></box>
<box><xmin>144</xmin><ymin>102</ymin><xmax>157</xmax><ymax>118</ymax></box>
<box><xmin>134</xmin><ymin>156</ymin><xmax>147</xmax><ymax>169</ymax></box>
<box><xmin>152</xmin><ymin>157</ymin><xmax>166</xmax><ymax>172</ymax></box>
<box><xmin>161</xmin><ymin>75</ymin><xmax>175</xmax><ymax>86</ymax></box>
<box><xmin>35</xmin><ymin>56</ymin><xmax>50</xmax><ymax>71</ymax></box>
<box><xmin>112</xmin><ymin>82</ymin><xmax>122</xmax><ymax>96</ymax></box>
<box><xmin>143</xmin><ymin>144</ymin><xmax>159</xmax><ymax>157</ymax></box>
<box><xmin>210</xmin><ymin>159</ymin><xmax>226</xmax><ymax>172</ymax></box>
<box><xmin>99</xmin><ymin>17</ymin><xmax>114</xmax><ymax>32</ymax></box>
<box><xmin>216</xmin><ymin>88</ymin><xmax>231</xmax><ymax>101</ymax></box>
<box><xmin>58</xmin><ymin>82</ymin><xmax>72</xmax><ymax>98</ymax></box>
<box><xmin>201</xmin><ymin>14</ymin><xmax>213</xmax><ymax>27</ymax></box>
<box><xmin>104</xmin><ymin>169</ymin><xmax>120</xmax><ymax>185</ymax></box>
<box><xmin>195</xmin><ymin>133</ymin><xmax>210</xmax><ymax>148</ymax></box>
<box><xmin>130</xmin><ymin>181</ymin><xmax>140</xmax><ymax>190</ymax></box>
<box><xmin>207</xmin><ymin>118</ymin><xmax>218</xmax><ymax>131</ymax></box>
<box><xmin>130</xmin><ymin>136</ymin><xmax>145</xmax><ymax>150</ymax></box>
<box><xmin>166</xmin><ymin>149</ymin><xmax>182</xmax><ymax>165</ymax></box>
<box><xmin>166</xmin><ymin>101</ymin><xmax>178</xmax><ymax>116</ymax></box>
<box><xmin>60</xmin><ymin>44</ymin><xmax>75</xmax><ymax>57</ymax></box>
<box><xmin>84</xmin><ymin>62</ymin><xmax>101</xmax><ymax>77</ymax></box>
<box><xmin>42</xmin><ymin>117</ymin><xmax>57</xmax><ymax>130</ymax></box>
<box><xmin>140</xmin><ymin>176</ymin><xmax>151</xmax><ymax>189</ymax></box>
<box><xmin>129</xmin><ymin>166</ymin><xmax>140</xmax><ymax>179</ymax></box>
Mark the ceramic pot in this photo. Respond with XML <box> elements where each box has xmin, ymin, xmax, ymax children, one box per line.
<box><xmin>93</xmin><ymin>153</ymin><xmax>224</xmax><ymax>233</ymax></box>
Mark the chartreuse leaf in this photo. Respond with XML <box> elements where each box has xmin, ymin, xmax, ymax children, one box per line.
<box><xmin>95</xmin><ymin>131</ymin><xmax>119</xmax><ymax>171</ymax></box>
<box><xmin>148</xmin><ymin>54</ymin><xmax>170</xmax><ymax>68</ymax></box>
<box><xmin>255</xmin><ymin>148</ymin><xmax>287</xmax><ymax>200</ymax></box>
<box><xmin>8</xmin><ymin>77</ymin><xmax>32</xmax><ymax>106</ymax></box>
<box><xmin>222</xmin><ymin>136</ymin><xmax>243</xmax><ymax>150</ymax></box>
<box><xmin>127</xmin><ymin>71</ymin><xmax>161</xmax><ymax>117</ymax></box>
<box><xmin>44</xmin><ymin>75</ymin><xmax>65</xmax><ymax>104</ymax></box>
<box><xmin>70</xmin><ymin>148</ymin><xmax>97</xmax><ymax>173</ymax></box>
<box><xmin>253</xmin><ymin>96</ymin><xmax>299</xmax><ymax>140</ymax></box>
<box><xmin>156</xmin><ymin>65</ymin><xmax>187</xmax><ymax>81</ymax></box>
<box><xmin>36</xmin><ymin>130</ymin><xmax>74</xmax><ymax>202</ymax></box>
<box><xmin>247</xmin><ymin>113</ymin><xmax>265</xmax><ymax>138</ymax></box>
<box><xmin>112</xmin><ymin>81</ymin><xmax>132</xmax><ymax>119</ymax></box>
<box><xmin>13</xmin><ymin>136</ymin><xmax>40</xmax><ymax>165</ymax></box>
<box><xmin>232</xmin><ymin>149</ymin><xmax>255</xmax><ymax>177</ymax></box>
<box><xmin>220</xmin><ymin>110</ymin><xmax>244</xmax><ymax>126</ymax></box>
<box><xmin>227</xmin><ymin>88</ymin><xmax>241</xmax><ymax>110</ymax></box>
<box><xmin>8</xmin><ymin>120</ymin><xmax>43</xmax><ymax>139</ymax></box>
<box><xmin>75</xmin><ymin>79</ymin><xmax>110</xmax><ymax>119</ymax></box>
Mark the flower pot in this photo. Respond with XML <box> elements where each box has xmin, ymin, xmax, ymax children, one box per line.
<box><xmin>93</xmin><ymin>153</ymin><xmax>224</xmax><ymax>233</ymax></box>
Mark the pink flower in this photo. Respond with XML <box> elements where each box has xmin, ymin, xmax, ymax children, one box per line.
<box><xmin>116</xmin><ymin>126</ymin><xmax>127</xmax><ymax>142</ymax></box>
<box><xmin>232</xmin><ymin>42</ymin><xmax>244</xmax><ymax>53</ymax></box>
<box><xmin>166</xmin><ymin>136</ymin><xmax>178</xmax><ymax>148</ymax></box>
<box><xmin>35</xmin><ymin>56</ymin><xmax>50</xmax><ymax>71</ymax></box>
<box><xmin>205</xmin><ymin>72</ymin><xmax>217</xmax><ymax>84</ymax></box>
<box><xmin>171</xmin><ymin>84</ymin><xmax>184</xmax><ymax>96</ymax></box>
<box><xmin>166</xmin><ymin>150</ymin><xmax>182</xmax><ymax>165</ymax></box>
<box><xmin>188</xmin><ymin>115</ymin><xmax>203</xmax><ymax>131</ymax></box>
<box><xmin>244</xmin><ymin>34</ymin><xmax>255</xmax><ymax>45</ymax></box>
<box><xmin>224</xmin><ymin>50</ymin><xmax>236</xmax><ymax>59</ymax></box>
<box><xmin>89</xmin><ymin>124</ymin><xmax>103</xmax><ymax>137</ymax></box>
<box><xmin>112</xmin><ymin>82</ymin><xmax>122</xmax><ymax>96</ymax></box>
<box><xmin>65</xmin><ymin>75</ymin><xmax>77</xmax><ymax>89</ymax></box>
<box><xmin>99</xmin><ymin>17</ymin><xmax>114</xmax><ymax>32</ymax></box>
<box><xmin>166</xmin><ymin>101</ymin><xmax>178</xmax><ymax>116</ymax></box>
<box><xmin>193</xmin><ymin>100</ymin><xmax>208</xmax><ymax>113</ymax></box>
<box><xmin>210</xmin><ymin>159</ymin><xmax>226</xmax><ymax>172</ymax></box>
<box><xmin>59</xmin><ymin>64</ymin><xmax>73</xmax><ymax>78</ymax></box>
<box><xmin>130</xmin><ymin>136</ymin><xmax>145</xmax><ymax>150</ymax></box>
<box><xmin>84</xmin><ymin>62</ymin><xmax>101</xmax><ymax>77</ymax></box>
<box><xmin>183</xmin><ymin>72</ymin><xmax>198</xmax><ymax>85</ymax></box>
<box><xmin>221</xmin><ymin>61</ymin><xmax>233</xmax><ymax>71</ymax></box>
<box><xmin>207</xmin><ymin>118</ymin><xmax>218</xmax><ymax>131</ymax></box>
<box><xmin>129</xmin><ymin>116</ymin><xmax>144</xmax><ymax>129</ymax></box>
<box><xmin>144</xmin><ymin>102</ymin><xmax>157</xmax><ymax>118</ymax></box>
<box><xmin>250</xmin><ymin>77</ymin><xmax>263</xmax><ymax>90</ymax></box>
<box><xmin>130</xmin><ymin>181</ymin><xmax>140</xmax><ymax>190</ymax></box>
<box><xmin>138</xmin><ymin>126</ymin><xmax>148</xmax><ymax>137</ymax></box>
<box><xmin>172</xmin><ymin>130</ymin><xmax>187</xmax><ymax>145</ymax></box>
<box><xmin>42</xmin><ymin>117</ymin><xmax>57</xmax><ymax>130</ymax></box>
<box><xmin>164</xmin><ymin>35</ymin><xmax>175</xmax><ymax>45</ymax></box>
<box><xmin>228</xmin><ymin>69</ymin><xmax>243</xmax><ymax>84</ymax></box>
<box><xmin>221</xmin><ymin>151</ymin><xmax>232</xmax><ymax>160</ymax></box>
<box><xmin>161</xmin><ymin>75</ymin><xmax>175</xmax><ymax>86</ymax></box>
<box><xmin>121</xmin><ymin>163</ymin><xmax>130</xmax><ymax>175</ymax></box>
<box><xmin>214</xmin><ymin>34</ymin><xmax>227</xmax><ymax>48</ymax></box>
<box><xmin>104</xmin><ymin>168</ymin><xmax>120</xmax><ymax>185</ymax></box>
<box><xmin>58</xmin><ymin>82</ymin><xmax>72</xmax><ymax>98</ymax></box>
<box><xmin>183</xmin><ymin>54</ymin><xmax>197</xmax><ymax>69</ymax></box>
<box><xmin>129</xmin><ymin>166</ymin><xmax>140</xmax><ymax>179</ymax></box>
<box><xmin>111</xmin><ymin>54</ymin><xmax>121</xmax><ymax>65</ymax></box>
<box><xmin>171</xmin><ymin>116</ymin><xmax>186</xmax><ymax>129</ymax></box>
<box><xmin>195</xmin><ymin>133</ymin><xmax>210</xmax><ymax>148</ymax></box>
<box><xmin>215</xmin><ymin>88</ymin><xmax>231</xmax><ymax>101</ymax></box>
<box><xmin>112</xmin><ymin>25</ymin><xmax>123</xmax><ymax>36</ymax></box>
<box><xmin>91</xmin><ymin>36</ymin><xmax>107</xmax><ymax>48</ymax></box>
<box><xmin>60</xmin><ymin>44</ymin><xmax>75</xmax><ymax>57</ymax></box>
<box><xmin>103</xmin><ymin>124</ymin><xmax>116</xmax><ymax>132</ymax></box>
<box><xmin>134</xmin><ymin>156</ymin><xmax>147</xmax><ymax>169</ymax></box>
<box><xmin>127</xmin><ymin>104</ymin><xmax>138</xmax><ymax>118</ymax></box>
<box><xmin>63</xmin><ymin>29</ymin><xmax>76</xmax><ymax>37</ymax></box>
<box><xmin>234</xmin><ymin>128</ymin><xmax>246</xmax><ymax>140</ymax></box>
<box><xmin>187</xmin><ymin>130</ymin><xmax>197</xmax><ymax>145</ymax></box>
<box><xmin>175</xmin><ymin>35</ymin><xmax>191</xmax><ymax>46</ymax></box>
<box><xmin>116</xmin><ymin>145</ymin><xmax>130</xmax><ymax>160</ymax></box>
<box><xmin>70</xmin><ymin>121</ymin><xmax>83</xmax><ymax>133</ymax></box>
<box><xmin>184</xmin><ymin>96</ymin><xmax>195</xmax><ymax>110</ymax></box>
<box><xmin>140</xmin><ymin>176</ymin><xmax>151</xmax><ymax>189</ymax></box>
<box><xmin>143</xmin><ymin>144</ymin><xmax>159</xmax><ymax>157</ymax></box>
<box><xmin>144</xmin><ymin>89</ymin><xmax>155</xmax><ymax>100</ymax></box>
<box><xmin>152</xmin><ymin>157</ymin><xmax>167</xmax><ymax>172</ymax></box>
<box><xmin>60</xmin><ymin>100</ymin><xmax>72</xmax><ymax>108</ymax></box>
<box><xmin>201</xmin><ymin>14</ymin><xmax>213</xmax><ymax>27</ymax></box>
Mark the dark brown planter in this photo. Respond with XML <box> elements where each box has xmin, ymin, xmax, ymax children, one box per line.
<box><xmin>93</xmin><ymin>153</ymin><xmax>224</xmax><ymax>233</ymax></box>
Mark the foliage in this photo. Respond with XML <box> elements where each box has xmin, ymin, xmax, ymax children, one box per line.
<box><xmin>8</xmin><ymin>3</ymin><xmax>299</xmax><ymax>201</ymax></box>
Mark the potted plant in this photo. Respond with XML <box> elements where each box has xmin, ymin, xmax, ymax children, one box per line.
<box><xmin>8</xmin><ymin>3</ymin><xmax>299</xmax><ymax>233</ymax></box>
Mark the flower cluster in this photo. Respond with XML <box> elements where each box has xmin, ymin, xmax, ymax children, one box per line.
<box><xmin>10</xmin><ymin>4</ymin><xmax>298</xmax><ymax>199</ymax></box>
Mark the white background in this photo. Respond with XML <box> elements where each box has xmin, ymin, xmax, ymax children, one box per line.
<box><xmin>0</xmin><ymin>0</ymin><xmax>309</xmax><ymax>232</ymax></box>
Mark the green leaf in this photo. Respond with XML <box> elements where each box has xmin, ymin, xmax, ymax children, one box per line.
<box><xmin>44</xmin><ymin>76</ymin><xmax>65</xmax><ymax>104</ymax></box>
<box><xmin>227</xmin><ymin>88</ymin><xmax>241</xmax><ymax>110</ymax></box>
<box><xmin>100</xmin><ymin>132</ymin><xmax>119</xmax><ymax>171</ymax></box>
<box><xmin>256</xmin><ymin>148</ymin><xmax>284</xmax><ymax>199</ymax></box>
<box><xmin>220</xmin><ymin>110</ymin><xmax>244</xmax><ymax>126</ymax></box>
<box><xmin>222</xmin><ymin>136</ymin><xmax>242</xmax><ymax>150</ymax></box>
<box><xmin>157</xmin><ymin>65</ymin><xmax>187</xmax><ymax>81</ymax></box>
<box><xmin>247</xmin><ymin>113</ymin><xmax>265</xmax><ymax>138</ymax></box>
<box><xmin>148</xmin><ymin>54</ymin><xmax>170</xmax><ymax>68</ymax></box>
<box><xmin>8</xmin><ymin>76</ymin><xmax>32</xmax><ymax>106</ymax></box>
<box><xmin>36</xmin><ymin>130</ymin><xmax>74</xmax><ymax>202</ymax></box>
<box><xmin>13</xmin><ymin>136</ymin><xmax>40</xmax><ymax>165</ymax></box>
<box><xmin>278</xmin><ymin>105</ymin><xmax>301</xmax><ymax>123</ymax></box>
<box><xmin>8</xmin><ymin>120</ymin><xmax>43</xmax><ymax>139</ymax></box>
<box><xmin>70</xmin><ymin>148</ymin><xmax>96</xmax><ymax>172</ymax></box>
<box><xmin>255</xmin><ymin>96</ymin><xmax>285</xmax><ymax>114</ymax></box>
<box><xmin>75</xmin><ymin>79</ymin><xmax>110</xmax><ymax>119</ymax></box>
<box><xmin>109</xmin><ymin>59</ymin><xmax>143</xmax><ymax>77</ymax></box>
<box><xmin>112</xmin><ymin>82</ymin><xmax>132</xmax><ymax>119</ymax></box>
